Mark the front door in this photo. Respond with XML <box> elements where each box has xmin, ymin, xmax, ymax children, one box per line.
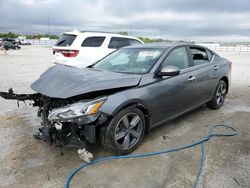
<box><xmin>148</xmin><ymin>47</ymin><xmax>198</xmax><ymax>125</ymax></box>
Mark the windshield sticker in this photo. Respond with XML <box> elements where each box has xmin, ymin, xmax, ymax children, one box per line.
<box><xmin>139</xmin><ymin>51</ymin><xmax>161</xmax><ymax>58</ymax></box>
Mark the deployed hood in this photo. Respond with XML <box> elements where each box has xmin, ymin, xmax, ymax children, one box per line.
<box><xmin>31</xmin><ymin>65</ymin><xmax>142</xmax><ymax>99</ymax></box>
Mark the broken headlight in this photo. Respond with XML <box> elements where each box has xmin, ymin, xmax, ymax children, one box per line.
<box><xmin>48</xmin><ymin>97</ymin><xmax>107</xmax><ymax>123</ymax></box>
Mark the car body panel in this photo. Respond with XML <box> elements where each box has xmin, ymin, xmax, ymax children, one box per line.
<box><xmin>31</xmin><ymin>64</ymin><xmax>142</xmax><ymax>99</ymax></box>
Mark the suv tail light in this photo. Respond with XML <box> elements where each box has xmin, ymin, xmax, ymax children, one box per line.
<box><xmin>61</xmin><ymin>50</ymin><xmax>79</xmax><ymax>57</ymax></box>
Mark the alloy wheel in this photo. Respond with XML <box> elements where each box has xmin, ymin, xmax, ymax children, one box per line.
<box><xmin>114</xmin><ymin>113</ymin><xmax>143</xmax><ymax>150</ymax></box>
<box><xmin>216</xmin><ymin>83</ymin><xmax>226</xmax><ymax>105</ymax></box>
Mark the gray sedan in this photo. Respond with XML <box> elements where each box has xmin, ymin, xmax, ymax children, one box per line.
<box><xmin>0</xmin><ymin>43</ymin><xmax>231</xmax><ymax>157</ymax></box>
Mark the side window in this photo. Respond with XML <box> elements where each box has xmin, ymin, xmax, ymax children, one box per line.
<box><xmin>206</xmin><ymin>49</ymin><xmax>213</xmax><ymax>61</ymax></box>
<box><xmin>128</xmin><ymin>39</ymin><xmax>142</xmax><ymax>45</ymax></box>
<box><xmin>190</xmin><ymin>47</ymin><xmax>209</xmax><ymax>65</ymax></box>
<box><xmin>81</xmin><ymin>37</ymin><xmax>105</xmax><ymax>47</ymax></box>
<box><xmin>162</xmin><ymin>47</ymin><xmax>189</xmax><ymax>69</ymax></box>
<box><xmin>108</xmin><ymin>37</ymin><xmax>130</xmax><ymax>49</ymax></box>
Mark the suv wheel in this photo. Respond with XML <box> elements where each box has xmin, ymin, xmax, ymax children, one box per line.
<box><xmin>207</xmin><ymin>80</ymin><xmax>227</xmax><ymax>109</ymax></box>
<box><xmin>100</xmin><ymin>107</ymin><xmax>145</xmax><ymax>155</ymax></box>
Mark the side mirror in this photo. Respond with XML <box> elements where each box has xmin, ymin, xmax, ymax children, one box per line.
<box><xmin>157</xmin><ymin>66</ymin><xmax>180</xmax><ymax>77</ymax></box>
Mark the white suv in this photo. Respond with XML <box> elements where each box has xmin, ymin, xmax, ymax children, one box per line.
<box><xmin>52</xmin><ymin>30</ymin><xmax>144</xmax><ymax>68</ymax></box>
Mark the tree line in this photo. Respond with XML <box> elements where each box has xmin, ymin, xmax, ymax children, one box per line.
<box><xmin>0</xmin><ymin>32</ymin><xmax>59</xmax><ymax>39</ymax></box>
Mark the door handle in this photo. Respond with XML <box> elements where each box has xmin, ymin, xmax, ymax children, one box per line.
<box><xmin>188</xmin><ymin>76</ymin><xmax>196</xmax><ymax>81</ymax></box>
<box><xmin>214</xmin><ymin>65</ymin><xmax>219</xmax><ymax>70</ymax></box>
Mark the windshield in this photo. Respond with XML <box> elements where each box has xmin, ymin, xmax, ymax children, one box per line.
<box><xmin>93</xmin><ymin>48</ymin><xmax>164</xmax><ymax>74</ymax></box>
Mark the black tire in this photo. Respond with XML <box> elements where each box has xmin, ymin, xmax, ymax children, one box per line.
<box><xmin>207</xmin><ymin>80</ymin><xmax>227</xmax><ymax>109</ymax></box>
<box><xmin>100</xmin><ymin>107</ymin><xmax>146</xmax><ymax>155</ymax></box>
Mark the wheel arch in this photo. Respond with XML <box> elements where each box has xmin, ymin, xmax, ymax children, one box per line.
<box><xmin>220</xmin><ymin>76</ymin><xmax>229</xmax><ymax>93</ymax></box>
<box><xmin>111</xmin><ymin>100</ymin><xmax>151</xmax><ymax>133</ymax></box>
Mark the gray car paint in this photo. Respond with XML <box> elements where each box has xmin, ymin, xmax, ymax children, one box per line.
<box><xmin>31</xmin><ymin>64</ymin><xmax>142</xmax><ymax>99</ymax></box>
<box><xmin>31</xmin><ymin>44</ymin><xmax>231</xmax><ymax>129</ymax></box>
<box><xmin>99</xmin><ymin>44</ymin><xmax>230</xmax><ymax>128</ymax></box>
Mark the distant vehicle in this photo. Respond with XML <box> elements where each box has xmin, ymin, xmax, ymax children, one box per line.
<box><xmin>2</xmin><ymin>38</ymin><xmax>16</xmax><ymax>44</ymax></box>
<box><xmin>52</xmin><ymin>30</ymin><xmax>144</xmax><ymax>68</ymax></box>
<box><xmin>19</xmin><ymin>39</ymin><xmax>31</xmax><ymax>45</ymax></box>
<box><xmin>16</xmin><ymin>36</ymin><xmax>31</xmax><ymax>45</ymax></box>
<box><xmin>3</xmin><ymin>41</ymin><xmax>21</xmax><ymax>50</ymax></box>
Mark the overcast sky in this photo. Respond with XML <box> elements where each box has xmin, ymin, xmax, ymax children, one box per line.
<box><xmin>0</xmin><ymin>0</ymin><xmax>250</xmax><ymax>41</ymax></box>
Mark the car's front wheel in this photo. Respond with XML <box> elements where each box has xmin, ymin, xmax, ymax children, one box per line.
<box><xmin>207</xmin><ymin>80</ymin><xmax>227</xmax><ymax>109</ymax></box>
<box><xmin>100</xmin><ymin>107</ymin><xmax>145</xmax><ymax>155</ymax></box>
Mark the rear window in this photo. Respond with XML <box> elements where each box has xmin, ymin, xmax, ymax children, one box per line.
<box><xmin>55</xmin><ymin>34</ymin><xmax>76</xmax><ymax>47</ymax></box>
<box><xmin>81</xmin><ymin>37</ymin><xmax>105</xmax><ymax>47</ymax></box>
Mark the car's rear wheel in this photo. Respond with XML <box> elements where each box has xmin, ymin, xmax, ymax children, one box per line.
<box><xmin>207</xmin><ymin>80</ymin><xmax>227</xmax><ymax>109</ymax></box>
<box><xmin>100</xmin><ymin>107</ymin><xmax>145</xmax><ymax>155</ymax></box>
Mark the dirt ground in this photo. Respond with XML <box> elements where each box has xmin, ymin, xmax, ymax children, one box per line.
<box><xmin>0</xmin><ymin>46</ymin><xmax>249</xmax><ymax>188</ymax></box>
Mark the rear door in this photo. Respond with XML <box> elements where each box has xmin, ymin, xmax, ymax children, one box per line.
<box><xmin>187</xmin><ymin>46</ymin><xmax>218</xmax><ymax>104</ymax></box>
<box><xmin>78</xmin><ymin>36</ymin><xmax>106</xmax><ymax>64</ymax></box>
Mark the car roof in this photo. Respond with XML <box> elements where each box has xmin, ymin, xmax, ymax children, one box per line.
<box><xmin>63</xmin><ymin>30</ymin><xmax>142</xmax><ymax>40</ymax></box>
<box><xmin>122</xmin><ymin>42</ymin><xmax>186</xmax><ymax>49</ymax></box>
<box><xmin>123</xmin><ymin>42</ymin><xmax>206</xmax><ymax>49</ymax></box>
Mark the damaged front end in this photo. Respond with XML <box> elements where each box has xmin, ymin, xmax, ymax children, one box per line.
<box><xmin>0</xmin><ymin>88</ymin><xmax>109</xmax><ymax>162</ymax></box>
<box><xmin>0</xmin><ymin>65</ymin><xmax>142</xmax><ymax>161</ymax></box>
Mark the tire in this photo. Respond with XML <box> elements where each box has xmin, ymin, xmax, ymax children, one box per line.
<box><xmin>100</xmin><ymin>107</ymin><xmax>146</xmax><ymax>155</ymax></box>
<box><xmin>207</xmin><ymin>80</ymin><xmax>227</xmax><ymax>109</ymax></box>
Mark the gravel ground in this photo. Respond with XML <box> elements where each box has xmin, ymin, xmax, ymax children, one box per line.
<box><xmin>0</xmin><ymin>46</ymin><xmax>249</xmax><ymax>188</ymax></box>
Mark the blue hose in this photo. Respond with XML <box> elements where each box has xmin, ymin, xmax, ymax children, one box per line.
<box><xmin>65</xmin><ymin>124</ymin><xmax>237</xmax><ymax>188</ymax></box>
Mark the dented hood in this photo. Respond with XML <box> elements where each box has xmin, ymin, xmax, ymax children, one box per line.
<box><xmin>31</xmin><ymin>65</ymin><xmax>142</xmax><ymax>99</ymax></box>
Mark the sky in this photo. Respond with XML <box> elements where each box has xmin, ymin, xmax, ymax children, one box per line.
<box><xmin>0</xmin><ymin>0</ymin><xmax>250</xmax><ymax>42</ymax></box>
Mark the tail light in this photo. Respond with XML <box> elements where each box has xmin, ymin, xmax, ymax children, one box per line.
<box><xmin>60</xmin><ymin>50</ymin><xmax>79</xmax><ymax>57</ymax></box>
<box><xmin>53</xmin><ymin>49</ymin><xmax>79</xmax><ymax>57</ymax></box>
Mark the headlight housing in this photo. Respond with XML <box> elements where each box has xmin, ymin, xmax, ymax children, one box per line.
<box><xmin>48</xmin><ymin>97</ymin><xmax>107</xmax><ymax>123</ymax></box>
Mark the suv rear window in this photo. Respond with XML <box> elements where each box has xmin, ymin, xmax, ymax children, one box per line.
<box><xmin>55</xmin><ymin>34</ymin><xmax>76</xmax><ymax>46</ymax></box>
<box><xmin>81</xmin><ymin>37</ymin><xmax>105</xmax><ymax>47</ymax></box>
<box><xmin>108</xmin><ymin>37</ymin><xmax>141</xmax><ymax>49</ymax></box>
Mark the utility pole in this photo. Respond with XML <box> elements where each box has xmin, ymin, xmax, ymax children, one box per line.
<box><xmin>48</xmin><ymin>16</ymin><xmax>51</xmax><ymax>37</ymax></box>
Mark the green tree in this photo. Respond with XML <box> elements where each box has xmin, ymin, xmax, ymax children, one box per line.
<box><xmin>118</xmin><ymin>32</ymin><xmax>128</xmax><ymax>35</ymax></box>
